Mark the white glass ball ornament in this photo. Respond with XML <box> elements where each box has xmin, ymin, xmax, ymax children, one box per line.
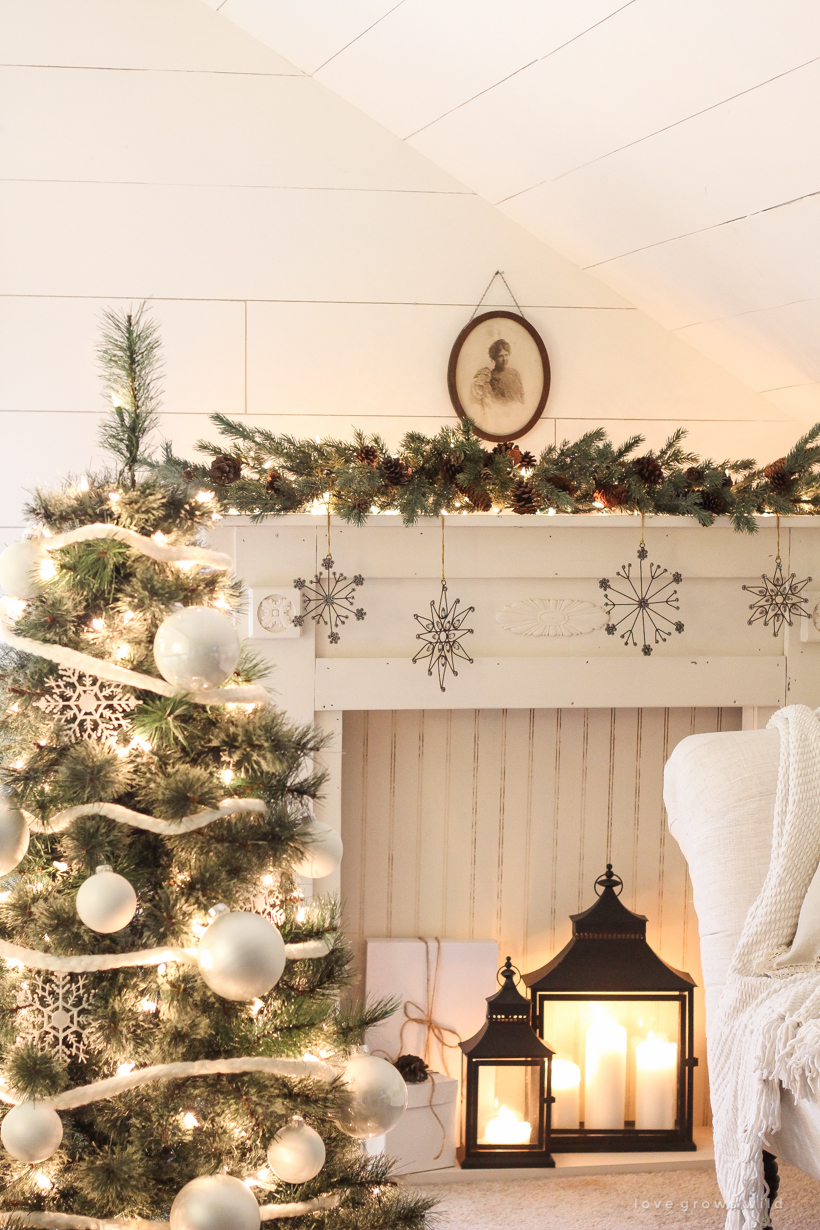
<box><xmin>292</xmin><ymin>817</ymin><xmax>343</xmax><ymax>879</ymax></box>
<box><xmin>0</xmin><ymin>798</ymin><xmax>29</xmax><ymax>874</ymax></box>
<box><xmin>197</xmin><ymin>906</ymin><xmax>285</xmax><ymax>1001</ymax></box>
<box><xmin>0</xmin><ymin>538</ymin><xmax>47</xmax><ymax>600</ymax></box>
<box><xmin>169</xmin><ymin>1174</ymin><xmax>260</xmax><ymax>1230</ymax></box>
<box><xmin>266</xmin><ymin>1116</ymin><xmax>326</xmax><ymax>1184</ymax></box>
<box><xmin>1</xmin><ymin>1102</ymin><xmax>63</xmax><ymax>1163</ymax></box>
<box><xmin>153</xmin><ymin>606</ymin><xmax>240</xmax><ymax>692</ymax></box>
<box><xmin>336</xmin><ymin>1048</ymin><xmax>408</xmax><ymax>1139</ymax></box>
<box><xmin>76</xmin><ymin>865</ymin><xmax>137</xmax><ymax>934</ymax></box>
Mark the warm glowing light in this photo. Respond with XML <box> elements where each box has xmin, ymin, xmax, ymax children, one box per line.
<box><xmin>593</xmin><ymin>500</ymin><xmax>605</xmax><ymax>509</ymax></box>
<box><xmin>157</xmin><ymin>963</ymin><xmax>167</xmax><ymax>976</ymax></box>
<box><xmin>7</xmin><ymin>702</ymin><xmax>19</xmax><ymax>714</ymax></box>
<box><xmin>39</xmin><ymin>559</ymin><xmax>57</xmax><ymax>581</ymax></box>
<box><xmin>91</xmin><ymin>618</ymin><xmax>105</xmax><ymax>631</ymax></box>
<box><xmin>123</xmin><ymin>610</ymin><xmax>135</xmax><ymax>623</ymax></box>
<box><xmin>196</xmin><ymin>491</ymin><xmax>214</xmax><ymax>503</ymax></box>
<box><xmin>52</xmin><ymin>861</ymin><xmax>68</xmax><ymax>872</ymax></box>
<box><xmin>296</xmin><ymin>906</ymin><xmax>308</xmax><ymax>923</ymax></box>
<box><xmin>108</xmin><ymin>492</ymin><xmax>120</xmax><ymax>503</ymax></box>
<box><xmin>228</xmin><ymin>507</ymin><xmax>239</xmax><ymax>516</ymax></box>
<box><xmin>585</xmin><ymin>1010</ymin><xmax>627</xmax><ymax>1130</ymax></box>
<box><xmin>34</xmin><ymin>1171</ymin><xmax>52</xmax><ymax>1191</ymax></box>
<box><xmin>78</xmin><ymin>475</ymin><xmax>90</xmax><ymax>493</ymax></box>
<box><xmin>4</xmin><ymin>598</ymin><xmax>27</xmax><ymax>619</ymax></box>
<box><xmin>11</xmin><ymin>759</ymin><xmax>24</xmax><ymax>770</ymax></box>
<box><xmin>262</xmin><ymin>874</ymin><xmax>274</xmax><ymax>887</ymax></box>
<box><xmin>483</xmin><ymin>1105</ymin><xmax>531</xmax><ymax>1145</ymax></box>
<box><xmin>635</xmin><ymin>1032</ymin><xmax>678</xmax><ymax>1131</ymax></box>
<box><xmin>152</xmin><ymin>531</ymin><xmax>167</xmax><ymax>545</ymax></box>
<box><xmin>115</xmin><ymin>644</ymin><xmax>130</xmax><ymax>660</ymax></box>
<box><xmin>138</xmin><ymin>998</ymin><xmax>158</xmax><ymax>1013</ymax></box>
<box><xmin>214</xmin><ymin>596</ymin><xmax>231</xmax><ymax>610</ymax></box>
<box><xmin>0</xmin><ymin>891</ymin><xmax>10</xmax><ymax>903</ymax></box>
<box><xmin>5</xmin><ymin>958</ymin><xmax>22</xmax><ymax>969</ymax></box>
<box><xmin>220</xmin><ymin>768</ymin><xmax>234</xmax><ymax>785</ymax></box>
<box><xmin>182</xmin><ymin>1112</ymin><xmax>199</xmax><ymax>1129</ymax></box>
<box><xmin>249</xmin><ymin>998</ymin><xmax>264</xmax><ymax>1017</ymax></box>
<box><xmin>547</xmin><ymin>507</ymin><xmax>556</xmax><ymax>516</ymax></box>
<box><xmin>191</xmin><ymin>920</ymin><xmax>208</xmax><ymax>939</ymax></box>
<box><xmin>116</xmin><ymin>1062</ymin><xmax>136</xmax><ymax>1077</ymax></box>
<box><xmin>551</xmin><ymin>1058</ymin><xmax>581</xmax><ymax>1130</ymax></box>
<box><xmin>301</xmin><ymin>1052</ymin><xmax>320</xmax><ymax>1064</ymax></box>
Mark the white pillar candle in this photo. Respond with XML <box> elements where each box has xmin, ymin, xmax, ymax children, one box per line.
<box><xmin>584</xmin><ymin>1015</ymin><xmax>627</xmax><ymax>1129</ymax></box>
<box><xmin>551</xmin><ymin>1058</ymin><xmax>581</xmax><ymax>1129</ymax></box>
<box><xmin>483</xmin><ymin>1105</ymin><xmax>532</xmax><ymax>1145</ymax></box>
<box><xmin>635</xmin><ymin>1033</ymin><xmax>678</xmax><ymax>1130</ymax></box>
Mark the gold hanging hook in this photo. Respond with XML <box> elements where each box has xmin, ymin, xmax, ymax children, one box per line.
<box><xmin>640</xmin><ymin>510</ymin><xmax>645</xmax><ymax>547</ymax></box>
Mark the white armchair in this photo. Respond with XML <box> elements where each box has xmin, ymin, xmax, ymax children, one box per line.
<box><xmin>664</xmin><ymin>726</ymin><xmax>820</xmax><ymax>1186</ymax></box>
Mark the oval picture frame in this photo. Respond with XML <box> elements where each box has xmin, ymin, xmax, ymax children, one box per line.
<box><xmin>447</xmin><ymin>310</ymin><xmax>551</xmax><ymax>443</ymax></box>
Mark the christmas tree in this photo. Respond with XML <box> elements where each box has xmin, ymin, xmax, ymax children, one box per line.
<box><xmin>0</xmin><ymin>307</ymin><xmax>429</xmax><ymax>1229</ymax></box>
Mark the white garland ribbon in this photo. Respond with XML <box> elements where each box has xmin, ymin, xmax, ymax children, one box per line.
<box><xmin>0</xmin><ymin>934</ymin><xmax>332</xmax><ymax>974</ymax></box>
<box><xmin>7</xmin><ymin>1194</ymin><xmax>340</xmax><ymax>1227</ymax></box>
<box><xmin>24</xmin><ymin>798</ymin><xmax>267</xmax><ymax>836</ymax></box>
<box><xmin>0</xmin><ymin>603</ymin><xmax>268</xmax><ymax>706</ymax></box>
<box><xmin>41</xmin><ymin>524</ymin><xmax>231</xmax><ymax>571</ymax></box>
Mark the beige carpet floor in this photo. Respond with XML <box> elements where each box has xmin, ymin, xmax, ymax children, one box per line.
<box><xmin>411</xmin><ymin>1163</ymin><xmax>820</xmax><ymax>1228</ymax></box>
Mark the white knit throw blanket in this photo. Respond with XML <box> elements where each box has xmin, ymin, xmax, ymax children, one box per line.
<box><xmin>711</xmin><ymin>704</ymin><xmax>820</xmax><ymax>1229</ymax></box>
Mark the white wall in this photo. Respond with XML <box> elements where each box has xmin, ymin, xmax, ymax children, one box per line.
<box><xmin>0</xmin><ymin>0</ymin><xmax>796</xmax><ymax>552</ymax></box>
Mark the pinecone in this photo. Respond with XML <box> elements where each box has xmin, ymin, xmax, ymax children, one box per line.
<box><xmin>265</xmin><ymin>469</ymin><xmax>283</xmax><ymax>494</ymax></box>
<box><xmin>518</xmin><ymin>450</ymin><xmax>536</xmax><ymax>470</ymax></box>
<box><xmin>721</xmin><ymin>473</ymin><xmax>734</xmax><ymax>489</ymax></box>
<box><xmin>594</xmin><ymin>484</ymin><xmax>629</xmax><ymax>509</ymax></box>
<box><xmin>355</xmin><ymin>444</ymin><xmax>379</xmax><ymax>467</ymax></box>
<box><xmin>210</xmin><ymin>455</ymin><xmax>242</xmax><ymax>485</ymax></box>
<box><xmin>462</xmin><ymin>484</ymin><xmax>493</xmax><ymax>512</ymax></box>
<box><xmin>492</xmin><ymin>441</ymin><xmax>523</xmax><ymax>465</ymax></box>
<box><xmin>381</xmin><ymin>455</ymin><xmax>411</xmax><ymax>486</ymax></box>
<box><xmin>684</xmin><ymin>466</ymin><xmax>704</xmax><ymax>490</ymax></box>
<box><xmin>544</xmin><ymin>473</ymin><xmax>576</xmax><ymax>496</ymax></box>
<box><xmin>632</xmin><ymin>455</ymin><xmax>663</xmax><ymax>486</ymax></box>
<box><xmin>181</xmin><ymin>468</ymin><xmax>194</xmax><ymax>482</ymax></box>
<box><xmin>394</xmin><ymin>1054</ymin><xmax>429</xmax><ymax>1084</ymax></box>
<box><xmin>700</xmin><ymin>489</ymin><xmax>729</xmax><ymax>515</ymax></box>
<box><xmin>510</xmin><ymin>480</ymin><xmax>540</xmax><ymax>515</ymax></box>
<box><xmin>764</xmin><ymin>457</ymin><xmax>792</xmax><ymax>492</ymax></box>
<box><xmin>439</xmin><ymin>452</ymin><xmax>464</xmax><ymax>483</ymax></box>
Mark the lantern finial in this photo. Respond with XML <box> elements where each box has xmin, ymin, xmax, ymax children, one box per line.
<box><xmin>594</xmin><ymin>864</ymin><xmax>624</xmax><ymax>897</ymax></box>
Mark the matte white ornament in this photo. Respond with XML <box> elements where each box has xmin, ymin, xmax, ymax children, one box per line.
<box><xmin>1</xmin><ymin>1101</ymin><xmax>63</xmax><ymax>1162</ymax></box>
<box><xmin>170</xmin><ymin>1174</ymin><xmax>261</xmax><ymax>1230</ymax></box>
<box><xmin>293</xmin><ymin>818</ymin><xmax>343</xmax><ymax>879</ymax></box>
<box><xmin>76</xmin><ymin>865</ymin><xmax>137</xmax><ymax>934</ymax></box>
<box><xmin>198</xmin><ymin>907</ymin><xmax>285</xmax><ymax>1001</ymax></box>
<box><xmin>336</xmin><ymin>1048</ymin><xmax>408</xmax><ymax>1138</ymax></box>
<box><xmin>267</xmin><ymin>1115</ymin><xmax>326</xmax><ymax>1183</ymax></box>
<box><xmin>495</xmin><ymin>598</ymin><xmax>607</xmax><ymax>638</ymax></box>
<box><xmin>0</xmin><ymin>538</ymin><xmax>47</xmax><ymax>600</ymax></box>
<box><xmin>0</xmin><ymin>798</ymin><xmax>29</xmax><ymax>874</ymax></box>
<box><xmin>153</xmin><ymin>606</ymin><xmax>240</xmax><ymax>692</ymax></box>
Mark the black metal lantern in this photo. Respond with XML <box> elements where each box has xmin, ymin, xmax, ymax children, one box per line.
<box><xmin>524</xmin><ymin>866</ymin><xmax>697</xmax><ymax>1153</ymax></box>
<box><xmin>460</xmin><ymin>957</ymin><xmax>554</xmax><ymax>1168</ymax></box>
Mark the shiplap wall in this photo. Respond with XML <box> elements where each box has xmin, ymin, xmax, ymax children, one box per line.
<box><xmin>341</xmin><ymin>706</ymin><xmax>743</xmax><ymax>1125</ymax></box>
<box><xmin>0</xmin><ymin>0</ymin><xmax>795</xmax><ymax>545</ymax></box>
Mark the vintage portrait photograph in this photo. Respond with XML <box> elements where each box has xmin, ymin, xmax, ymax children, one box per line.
<box><xmin>447</xmin><ymin>309</ymin><xmax>551</xmax><ymax>442</ymax></box>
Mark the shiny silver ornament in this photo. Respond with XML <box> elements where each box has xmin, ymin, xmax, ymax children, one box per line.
<box><xmin>1</xmin><ymin>1101</ymin><xmax>63</xmax><ymax>1162</ymax></box>
<box><xmin>170</xmin><ymin>1174</ymin><xmax>260</xmax><ymax>1230</ymax></box>
<box><xmin>76</xmin><ymin>865</ymin><xmax>137</xmax><ymax>934</ymax></box>
<box><xmin>0</xmin><ymin>799</ymin><xmax>29</xmax><ymax>874</ymax></box>
<box><xmin>267</xmin><ymin>1115</ymin><xmax>326</xmax><ymax>1183</ymax></box>
<box><xmin>153</xmin><ymin>606</ymin><xmax>240</xmax><ymax>692</ymax></box>
<box><xmin>336</xmin><ymin>1048</ymin><xmax>408</xmax><ymax>1139</ymax></box>
<box><xmin>197</xmin><ymin>907</ymin><xmax>285</xmax><ymax>1001</ymax></box>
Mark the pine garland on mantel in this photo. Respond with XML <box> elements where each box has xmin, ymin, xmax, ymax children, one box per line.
<box><xmin>164</xmin><ymin>413</ymin><xmax>820</xmax><ymax>534</ymax></box>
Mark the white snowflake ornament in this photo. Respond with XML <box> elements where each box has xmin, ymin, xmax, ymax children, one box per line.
<box><xmin>16</xmin><ymin>973</ymin><xmax>93</xmax><ymax>1062</ymax></box>
<box><xmin>35</xmin><ymin>666</ymin><xmax>137</xmax><ymax>743</ymax></box>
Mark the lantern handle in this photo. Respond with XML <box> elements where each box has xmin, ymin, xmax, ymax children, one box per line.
<box><xmin>497</xmin><ymin>955</ymin><xmax>522</xmax><ymax>986</ymax></box>
<box><xmin>594</xmin><ymin>864</ymin><xmax>624</xmax><ymax>897</ymax></box>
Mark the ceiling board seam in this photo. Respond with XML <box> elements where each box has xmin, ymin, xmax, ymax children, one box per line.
<box><xmin>312</xmin><ymin>0</ymin><xmax>409</xmax><ymax>74</ymax></box>
<box><xmin>0</xmin><ymin>294</ymin><xmax>636</xmax><ymax>309</ymax></box>
<box><xmin>760</xmin><ymin>383</ymin><xmax>820</xmax><ymax>393</ymax></box>
<box><xmin>0</xmin><ymin>178</ymin><xmax>475</xmax><ymax>196</ymax></box>
<box><xmin>497</xmin><ymin>52</ymin><xmax>820</xmax><ymax>205</ymax></box>
<box><xmin>673</xmin><ymin>296</ymin><xmax>820</xmax><ymax>332</ymax></box>
<box><xmin>403</xmin><ymin>0</ymin><xmax>638</xmax><ymax>140</ymax></box>
<box><xmin>583</xmin><ymin>188</ymin><xmax>820</xmax><ymax>270</ymax></box>
<box><xmin>0</xmin><ymin>63</ymin><xmax>302</xmax><ymax>77</ymax></box>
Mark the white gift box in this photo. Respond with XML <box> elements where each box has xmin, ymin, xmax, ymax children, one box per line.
<box><xmin>365</xmin><ymin>1073</ymin><xmax>459</xmax><ymax>1173</ymax></box>
<box><xmin>364</xmin><ymin>937</ymin><xmax>500</xmax><ymax>1120</ymax></box>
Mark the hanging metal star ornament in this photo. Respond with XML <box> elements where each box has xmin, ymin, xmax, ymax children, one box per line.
<box><xmin>743</xmin><ymin>515</ymin><xmax>811</xmax><ymax>637</ymax></box>
<box><xmin>292</xmin><ymin>508</ymin><xmax>366</xmax><ymax>644</ymax></box>
<box><xmin>598</xmin><ymin>517</ymin><xmax>683</xmax><ymax>656</ymax></box>
<box><xmin>412</xmin><ymin>515</ymin><xmax>475</xmax><ymax>691</ymax></box>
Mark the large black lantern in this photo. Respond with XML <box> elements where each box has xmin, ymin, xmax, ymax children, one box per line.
<box><xmin>524</xmin><ymin>866</ymin><xmax>697</xmax><ymax>1153</ymax></box>
<box><xmin>460</xmin><ymin>958</ymin><xmax>554</xmax><ymax>1168</ymax></box>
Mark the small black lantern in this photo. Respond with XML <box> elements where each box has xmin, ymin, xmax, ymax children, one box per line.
<box><xmin>460</xmin><ymin>957</ymin><xmax>554</xmax><ymax>1168</ymax></box>
<box><xmin>524</xmin><ymin>866</ymin><xmax>697</xmax><ymax>1153</ymax></box>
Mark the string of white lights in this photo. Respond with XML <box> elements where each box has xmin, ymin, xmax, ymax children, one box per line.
<box><xmin>0</xmin><ymin>934</ymin><xmax>332</xmax><ymax>975</ymax></box>
<box><xmin>8</xmin><ymin>1193</ymin><xmax>340</xmax><ymax>1228</ymax></box>
<box><xmin>24</xmin><ymin>798</ymin><xmax>267</xmax><ymax>836</ymax></box>
<box><xmin>0</xmin><ymin>601</ymin><xmax>268</xmax><ymax>706</ymax></box>
<box><xmin>41</xmin><ymin>523</ymin><xmax>232</xmax><ymax>570</ymax></box>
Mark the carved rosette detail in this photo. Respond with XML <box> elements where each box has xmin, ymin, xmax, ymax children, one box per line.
<box><xmin>495</xmin><ymin>598</ymin><xmax>607</xmax><ymax>638</ymax></box>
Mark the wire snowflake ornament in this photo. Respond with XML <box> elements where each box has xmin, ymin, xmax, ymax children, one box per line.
<box><xmin>599</xmin><ymin>544</ymin><xmax>684</xmax><ymax>656</ymax></box>
<box><xmin>412</xmin><ymin>581</ymin><xmax>475</xmax><ymax>691</ymax></box>
<box><xmin>16</xmin><ymin>973</ymin><xmax>93</xmax><ymax>1062</ymax></box>
<box><xmin>292</xmin><ymin>555</ymin><xmax>366</xmax><ymax>644</ymax></box>
<box><xmin>743</xmin><ymin>559</ymin><xmax>812</xmax><ymax>637</ymax></box>
<box><xmin>35</xmin><ymin>666</ymin><xmax>137</xmax><ymax>742</ymax></box>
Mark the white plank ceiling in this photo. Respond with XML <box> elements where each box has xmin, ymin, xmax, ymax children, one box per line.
<box><xmin>205</xmin><ymin>0</ymin><xmax>820</xmax><ymax>423</ymax></box>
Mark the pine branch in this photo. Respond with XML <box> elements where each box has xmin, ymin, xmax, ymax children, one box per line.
<box><xmin>97</xmin><ymin>303</ymin><xmax>163</xmax><ymax>488</ymax></box>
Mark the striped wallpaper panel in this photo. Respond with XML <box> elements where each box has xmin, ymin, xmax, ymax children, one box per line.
<box><xmin>341</xmin><ymin>707</ymin><xmax>742</xmax><ymax>1126</ymax></box>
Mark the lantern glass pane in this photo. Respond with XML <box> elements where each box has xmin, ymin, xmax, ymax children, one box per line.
<box><xmin>476</xmin><ymin>1063</ymin><xmax>540</xmax><ymax>1146</ymax></box>
<box><xmin>541</xmin><ymin>997</ymin><xmax>680</xmax><ymax>1130</ymax></box>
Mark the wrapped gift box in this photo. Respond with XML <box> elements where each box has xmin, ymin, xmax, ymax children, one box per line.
<box><xmin>365</xmin><ymin>1073</ymin><xmax>459</xmax><ymax>1174</ymax></box>
<box><xmin>365</xmin><ymin>937</ymin><xmax>499</xmax><ymax>1126</ymax></box>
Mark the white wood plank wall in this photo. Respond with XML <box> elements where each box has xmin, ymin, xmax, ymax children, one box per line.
<box><xmin>341</xmin><ymin>706</ymin><xmax>743</xmax><ymax>1126</ymax></box>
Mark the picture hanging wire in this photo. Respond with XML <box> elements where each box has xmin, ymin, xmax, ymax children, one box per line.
<box><xmin>776</xmin><ymin>513</ymin><xmax>781</xmax><ymax>562</ymax></box>
<box><xmin>469</xmin><ymin>270</ymin><xmax>527</xmax><ymax>321</ymax></box>
<box><xmin>441</xmin><ymin>513</ymin><xmax>446</xmax><ymax>584</ymax></box>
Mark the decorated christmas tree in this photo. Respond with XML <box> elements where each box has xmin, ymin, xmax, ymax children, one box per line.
<box><xmin>0</xmin><ymin>307</ymin><xmax>427</xmax><ymax>1229</ymax></box>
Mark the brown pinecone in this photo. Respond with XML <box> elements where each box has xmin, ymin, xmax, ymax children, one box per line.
<box><xmin>492</xmin><ymin>441</ymin><xmax>523</xmax><ymax>465</ymax></box>
<box><xmin>684</xmin><ymin>466</ymin><xmax>704</xmax><ymax>490</ymax></box>
<box><xmin>439</xmin><ymin>452</ymin><xmax>464</xmax><ymax>483</ymax></box>
<box><xmin>721</xmin><ymin>472</ymin><xmax>734</xmax><ymax>489</ymax></box>
<box><xmin>462</xmin><ymin>484</ymin><xmax>493</xmax><ymax>512</ymax></box>
<box><xmin>265</xmin><ymin>469</ymin><xmax>283</xmax><ymax>494</ymax></box>
<box><xmin>518</xmin><ymin>450</ymin><xmax>536</xmax><ymax>469</ymax></box>
<box><xmin>764</xmin><ymin>457</ymin><xmax>792</xmax><ymax>492</ymax></box>
<box><xmin>381</xmin><ymin>455</ymin><xmax>411</xmax><ymax>486</ymax></box>
<box><xmin>355</xmin><ymin>444</ymin><xmax>379</xmax><ymax>467</ymax></box>
<box><xmin>632</xmin><ymin>454</ymin><xmax>663</xmax><ymax>486</ymax></box>
<box><xmin>181</xmin><ymin>468</ymin><xmax>194</xmax><ymax>482</ymax></box>
<box><xmin>510</xmin><ymin>480</ymin><xmax>540</xmax><ymax>515</ymax></box>
<box><xmin>210</xmin><ymin>455</ymin><xmax>242</xmax><ymax>485</ymax></box>
<box><xmin>594</xmin><ymin>483</ymin><xmax>629</xmax><ymax>509</ymax></box>
<box><xmin>545</xmin><ymin>473</ymin><xmax>577</xmax><ymax>496</ymax></box>
<box><xmin>700</xmin><ymin>489</ymin><xmax>729</xmax><ymax>515</ymax></box>
<box><xmin>394</xmin><ymin>1054</ymin><xmax>429</xmax><ymax>1084</ymax></box>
